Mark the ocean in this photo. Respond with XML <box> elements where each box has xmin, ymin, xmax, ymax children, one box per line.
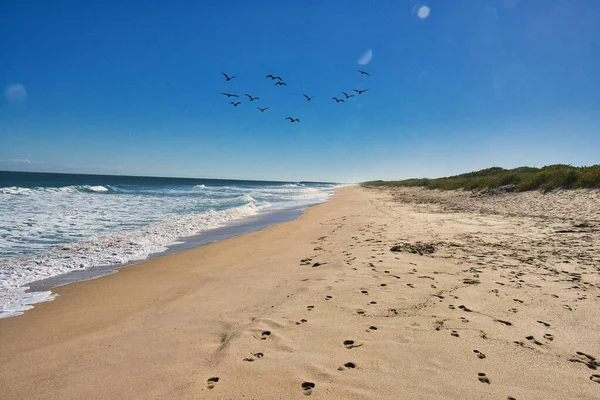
<box><xmin>0</xmin><ymin>171</ymin><xmax>338</xmax><ymax>318</ymax></box>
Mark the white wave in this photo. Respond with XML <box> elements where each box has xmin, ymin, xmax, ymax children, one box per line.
<box><xmin>0</xmin><ymin>185</ymin><xmax>110</xmax><ymax>195</ymax></box>
<box><xmin>0</xmin><ymin>201</ymin><xmax>273</xmax><ymax>317</ymax></box>
<box><xmin>85</xmin><ymin>185</ymin><xmax>109</xmax><ymax>192</ymax></box>
<box><xmin>194</xmin><ymin>184</ymin><xmax>206</xmax><ymax>189</ymax></box>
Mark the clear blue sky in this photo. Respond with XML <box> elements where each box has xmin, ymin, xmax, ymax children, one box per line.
<box><xmin>1</xmin><ymin>0</ymin><xmax>599</xmax><ymax>182</ymax></box>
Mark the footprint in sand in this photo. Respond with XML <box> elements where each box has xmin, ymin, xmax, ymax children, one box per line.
<box><xmin>478</xmin><ymin>373</ymin><xmax>491</xmax><ymax>384</ymax></box>
<box><xmin>379</xmin><ymin>283</ymin><xmax>387</xmax><ymax>287</ymax></box>
<box><xmin>495</xmin><ymin>319</ymin><xmax>512</xmax><ymax>326</ymax></box>
<box><xmin>296</xmin><ymin>319</ymin><xmax>308</xmax><ymax>325</ymax></box>
<box><xmin>473</xmin><ymin>350</ymin><xmax>487</xmax><ymax>359</ymax></box>
<box><xmin>451</xmin><ymin>331</ymin><xmax>460</xmax><ymax>337</ymax></box>
<box><xmin>243</xmin><ymin>352</ymin><xmax>264</xmax><ymax>362</ymax></box>
<box><xmin>590</xmin><ymin>375</ymin><xmax>600</xmax><ymax>383</ymax></box>
<box><xmin>458</xmin><ymin>305</ymin><xmax>473</xmax><ymax>312</ymax></box>
<box><xmin>307</xmin><ymin>305</ymin><xmax>314</xmax><ymax>311</ymax></box>
<box><xmin>343</xmin><ymin>340</ymin><xmax>363</xmax><ymax>349</ymax></box>
<box><xmin>325</xmin><ymin>296</ymin><xmax>332</xmax><ymax>300</ymax></box>
<box><xmin>301</xmin><ymin>381</ymin><xmax>315</xmax><ymax>395</ymax></box>
<box><xmin>260</xmin><ymin>331</ymin><xmax>271</xmax><ymax>340</ymax></box>
<box><xmin>338</xmin><ymin>362</ymin><xmax>356</xmax><ymax>370</ymax></box>
<box><xmin>369</xmin><ymin>301</ymin><xmax>377</xmax><ymax>305</ymax></box>
<box><xmin>361</xmin><ymin>290</ymin><xmax>369</xmax><ymax>295</ymax></box>
<box><xmin>367</xmin><ymin>326</ymin><xmax>378</xmax><ymax>332</ymax></box>
<box><xmin>543</xmin><ymin>333</ymin><xmax>554</xmax><ymax>341</ymax></box>
<box><xmin>537</xmin><ymin>320</ymin><xmax>551</xmax><ymax>327</ymax></box>
<box><xmin>525</xmin><ymin>335</ymin><xmax>543</xmax><ymax>346</ymax></box>
<box><xmin>356</xmin><ymin>309</ymin><xmax>366</xmax><ymax>316</ymax></box>
<box><xmin>206</xmin><ymin>377</ymin><xmax>219</xmax><ymax>389</ymax></box>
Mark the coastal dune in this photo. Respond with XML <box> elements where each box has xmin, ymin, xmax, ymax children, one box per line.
<box><xmin>1</xmin><ymin>186</ymin><xmax>599</xmax><ymax>399</ymax></box>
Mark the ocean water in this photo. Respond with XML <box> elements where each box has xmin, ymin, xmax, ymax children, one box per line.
<box><xmin>0</xmin><ymin>171</ymin><xmax>337</xmax><ymax>318</ymax></box>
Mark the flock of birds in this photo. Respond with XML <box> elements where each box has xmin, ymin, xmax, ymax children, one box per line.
<box><xmin>219</xmin><ymin>70</ymin><xmax>370</xmax><ymax>123</ymax></box>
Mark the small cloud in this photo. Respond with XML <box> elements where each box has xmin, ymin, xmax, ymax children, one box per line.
<box><xmin>412</xmin><ymin>4</ymin><xmax>430</xmax><ymax>19</ymax></box>
<box><xmin>357</xmin><ymin>49</ymin><xmax>373</xmax><ymax>65</ymax></box>
<box><xmin>0</xmin><ymin>158</ymin><xmax>43</xmax><ymax>165</ymax></box>
<box><xmin>5</xmin><ymin>83</ymin><xmax>27</xmax><ymax>104</ymax></box>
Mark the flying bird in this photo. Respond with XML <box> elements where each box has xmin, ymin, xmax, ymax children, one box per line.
<box><xmin>342</xmin><ymin>91</ymin><xmax>354</xmax><ymax>99</ymax></box>
<box><xmin>285</xmin><ymin>117</ymin><xmax>300</xmax><ymax>123</ymax></box>
<box><xmin>357</xmin><ymin>70</ymin><xmax>370</xmax><ymax>76</ymax></box>
<box><xmin>257</xmin><ymin>107</ymin><xmax>269</xmax><ymax>112</ymax></box>
<box><xmin>230</xmin><ymin>101</ymin><xmax>241</xmax><ymax>107</ymax></box>
<box><xmin>275</xmin><ymin>81</ymin><xmax>287</xmax><ymax>86</ymax></box>
<box><xmin>222</xmin><ymin>72</ymin><xmax>236</xmax><ymax>81</ymax></box>
<box><xmin>303</xmin><ymin>94</ymin><xmax>314</xmax><ymax>101</ymax></box>
<box><xmin>265</xmin><ymin>74</ymin><xmax>283</xmax><ymax>81</ymax></box>
<box><xmin>332</xmin><ymin>97</ymin><xmax>345</xmax><ymax>103</ymax></box>
<box><xmin>245</xmin><ymin>94</ymin><xmax>260</xmax><ymax>101</ymax></box>
<box><xmin>221</xmin><ymin>92</ymin><xmax>239</xmax><ymax>98</ymax></box>
<box><xmin>353</xmin><ymin>89</ymin><xmax>369</xmax><ymax>95</ymax></box>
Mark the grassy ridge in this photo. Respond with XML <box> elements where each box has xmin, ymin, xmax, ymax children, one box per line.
<box><xmin>364</xmin><ymin>165</ymin><xmax>600</xmax><ymax>192</ymax></box>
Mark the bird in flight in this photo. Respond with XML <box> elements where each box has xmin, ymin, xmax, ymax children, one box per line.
<box><xmin>342</xmin><ymin>91</ymin><xmax>354</xmax><ymax>99</ymax></box>
<box><xmin>221</xmin><ymin>92</ymin><xmax>239</xmax><ymax>98</ymax></box>
<box><xmin>222</xmin><ymin>72</ymin><xmax>236</xmax><ymax>81</ymax></box>
<box><xmin>285</xmin><ymin>117</ymin><xmax>300</xmax><ymax>123</ymax></box>
<box><xmin>245</xmin><ymin>94</ymin><xmax>259</xmax><ymax>101</ymax></box>
<box><xmin>257</xmin><ymin>107</ymin><xmax>269</xmax><ymax>112</ymax></box>
<box><xmin>266</xmin><ymin>74</ymin><xmax>283</xmax><ymax>81</ymax></box>
<box><xmin>353</xmin><ymin>89</ymin><xmax>369</xmax><ymax>95</ymax></box>
<box><xmin>332</xmin><ymin>97</ymin><xmax>345</xmax><ymax>103</ymax></box>
<box><xmin>357</xmin><ymin>70</ymin><xmax>370</xmax><ymax>76</ymax></box>
<box><xmin>230</xmin><ymin>101</ymin><xmax>241</xmax><ymax>107</ymax></box>
<box><xmin>275</xmin><ymin>81</ymin><xmax>287</xmax><ymax>87</ymax></box>
<box><xmin>303</xmin><ymin>94</ymin><xmax>314</xmax><ymax>101</ymax></box>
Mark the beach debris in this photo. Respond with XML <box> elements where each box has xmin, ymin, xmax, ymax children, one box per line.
<box><xmin>390</xmin><ymin>242</ymin><xmax>436</xmax><ymax>255</ymax></box>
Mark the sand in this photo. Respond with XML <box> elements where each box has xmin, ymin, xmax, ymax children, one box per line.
<box><xmin>1</xmin><ymin>185</ymin><xmax>599</xmax><ymax>399</ymax></box>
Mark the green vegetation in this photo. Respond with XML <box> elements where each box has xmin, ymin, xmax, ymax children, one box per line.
<box><xmin>363</xmin><ymin>165</ymin><xmax>600</xmax><ymax>192</ymax></box>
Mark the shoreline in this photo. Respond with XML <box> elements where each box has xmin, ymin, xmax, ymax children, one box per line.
<box><xmin>2</xmin><ymin>192</ymin><xmax>334</xmax><ymax>319</ymax></box>
<box><xmin>26</xmin><ymin>201</ymin><xmax>316</xmax><ymax>295</ymax></box>
<box><xmin>1</xmin><ymin>186</ymin><xmax>598</xmax><ymax>399</ymax></box>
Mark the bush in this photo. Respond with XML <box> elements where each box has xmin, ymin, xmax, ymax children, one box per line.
<box><xmin>363</xmin><ymin>165</ymin><xmax>600</xmax><ymax>192</ymax></box>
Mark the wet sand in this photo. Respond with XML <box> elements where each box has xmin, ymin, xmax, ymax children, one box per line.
<box><xmin>1</xmin><ymin>186</ymin><xmax>599</xmax><ymax>399</ymax></box>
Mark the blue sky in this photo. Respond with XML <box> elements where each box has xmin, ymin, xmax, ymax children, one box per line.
<box><xmin>1</xmin><ymin>0</ymin><xmax>599</xmax><ymax>182</ymax></box>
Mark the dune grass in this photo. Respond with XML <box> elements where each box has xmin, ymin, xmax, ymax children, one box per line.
<box><xmin>363</xmin><ymin>165</ymin><xmax>600</xmax><ymax>192</ymax></box>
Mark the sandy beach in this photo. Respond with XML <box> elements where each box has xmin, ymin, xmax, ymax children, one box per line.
<box><xmin>1</xmin><ymin>185</ymin><xmax>599</xmax><ymax>399</ymax></box>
